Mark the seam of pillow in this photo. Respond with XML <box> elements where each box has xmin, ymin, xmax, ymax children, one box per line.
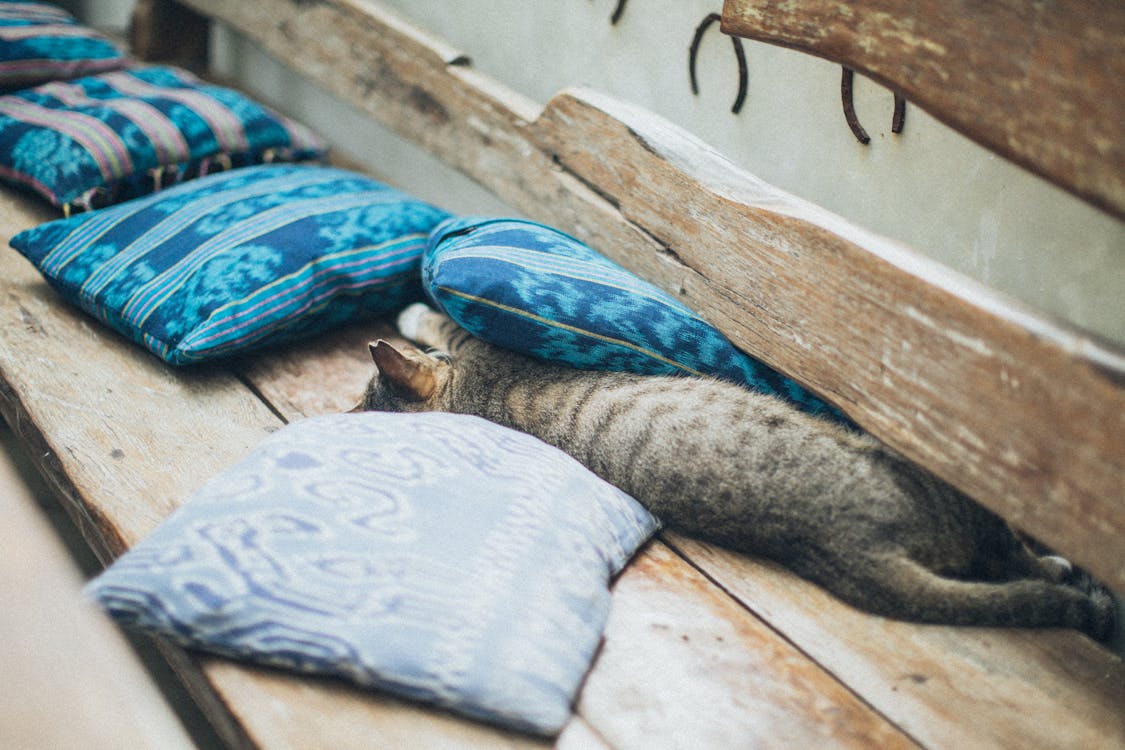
<box><xmin>427</xmin><ymin>246</ymin><xmax>705</xmax><ymax>320</ymax></box>
<box><xmin>174</xmin><ymin>255</ymin><xmax>423</xmax><ymax>362</ymax></box>
<box><xmin>432</xmin><ymin>285</ymin><xmax>705</xmax><ymax>377</ymax></box>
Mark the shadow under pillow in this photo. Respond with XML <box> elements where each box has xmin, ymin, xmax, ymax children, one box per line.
<box><xmin>9</xmin><ymin>163</ymin><xmax>451</xmax><ymax>365</ymax></box>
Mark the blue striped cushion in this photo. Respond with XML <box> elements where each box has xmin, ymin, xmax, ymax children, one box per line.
<box><xmin>424</xmin><ymin>217</ymin><xmax>851</xmax><ymax>425</ymax></box>
<box><xmin>0</xmin><ymin>1</ymin><xmax>129</xmax><ymax>93</ymax></box>
<box><xmin>0</xmin><ymin>64</ymin><xmax>326</xmax><ymax>211</ymax></box>
<box><xmin>86</xmin><ymin>411</ymin><xmax>659</xmax><ymax>736</ymax></box>
<box><xmin>10</xmin><ymin>164</ymin><xmax>452</xmax><ymax>365</ymax></box>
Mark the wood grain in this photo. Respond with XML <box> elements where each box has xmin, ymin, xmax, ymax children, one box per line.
<box><xmin>720</xmin><ymin>0</ymin><xmax>1125</xmax><ymax>220</ymax></box>
<box><xmin>230</xmin><ymin>318</ymin><xmax>397</xmax><ymax>419</ymax></box>
<box><xmin>168</xmin><ymin>0</ymin><xmax>1125</xmax><ymax>592</ymax></box>
<box><xmin>535</xmin><ymin>89</ymin><xmax>1125</xmax><ymax>593</ymax></box>
<box><xmin>0</xmin><ymin>196</ymin><xmax>278</xmax><ymax>560</ymax></box>
<box><xmin>667</xmin><ymin>534</ymin><xmax>1125</xmax><ymax>750</ymax></box>
<box><xmin>577</xmin><ymin>543</ymin><xmax>918</xmax><ymax>750</ymax></box>
<box><xmin>5</xmin><ymin>0</ymin><xmax>1122</xmax><ymax>746</ymax></box>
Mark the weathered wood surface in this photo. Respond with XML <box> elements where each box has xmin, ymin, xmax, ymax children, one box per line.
<box><xmin>668</xmin><ymin>534</ymin><xmax>1125</xmax><ymax>750</ymax></box>
<box><xmin>720</xmin><ymin>0</ymin><xmax>1125</xmax><ymax>220</ymax></box>
<box><xmin>537</xmin><ymin>90</ymin><xmax>1125</xmax><ymax>594</ymax></box>
<box><xmin>235</xmin><ymin>267</ymin><xmax>1125</xmax><ymax>749</ymax></box>
<box><xmin>2</xmin><ymin>0</ymin><xmax>1121</xmax><ymax>746</ymax></box>
<box><xmin>574</xmin><ymin>544</ymin><xmax>917</xmax><ymax>750</ymax></box>
<box><xmin>169</xmin><ymin>0</ymin><xmax>1125</xmax><ymax>593</ymax></box>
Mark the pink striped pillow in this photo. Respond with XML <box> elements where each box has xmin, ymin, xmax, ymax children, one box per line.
<box><xmin>0</xmin><ymin>1</ymin><xmax>129</xmax><ymax>92</ymax></box>
<box><xmin>0</xmin><ymin>65</ymin><xmax>326</xmax><ymax>213</ymax></box>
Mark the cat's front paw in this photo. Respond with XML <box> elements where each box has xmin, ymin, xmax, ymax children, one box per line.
<box><xmin>397</xmin><ymin>303</ymin><xmax>432</xmax><ymax>340</ymax></box>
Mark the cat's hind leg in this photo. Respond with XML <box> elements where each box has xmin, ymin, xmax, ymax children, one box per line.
<box><xmin>805</xmin><ymin>551</ymin><xmax>1115</xmax><ymax>640</ymax></box>
<box><xmin>974</xmin><ymin>535</ymin><xmax>1074</xmax><ymax>583</ymax></box>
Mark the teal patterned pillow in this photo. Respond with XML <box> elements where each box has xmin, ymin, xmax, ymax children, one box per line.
<box><xmin>85</xmin><ymin>411</ymin><xmax>659</xmax><ymax>736</ymax></box>
<box><xmin>0</xmin><ymin>1</ymin><xmax>129</xmax><ymax>93</ymax></box>
<box><xmin>9</xmin><ymin>164</ymin><xmax>451</xmax><ymax>365</ymax></box>
<box><xmin>0</xmin><ymin>64</ymin><xmax>325</xmax><ymax>211</ymax></box>
<box><xmin>423</xmin><ymin>217</ymin><xmax>851</xmax><ymax>425</ymax></box>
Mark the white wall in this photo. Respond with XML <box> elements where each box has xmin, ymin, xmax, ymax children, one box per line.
<box><xmin>83</xmin><ymin>0</ymin><xmax>1124</xmax><ymax>344</ymax></box>
<box><xmin>74</xmin><ymin>0</ymin><xmax>132</xmax><ymax>29</ymax></box>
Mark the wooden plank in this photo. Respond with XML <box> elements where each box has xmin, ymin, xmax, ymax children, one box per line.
<box><xmin>129</xmin><ymin>0</ymin><xmax>210</xmax><ymax>69</ymax></box>
<box><xmin>0</xmin><ymin>196</ymin><xmax>279</xmax><ymax>560</ymax></box>
<box><xmin>720</xmin><ymin>0</ymin><xmax>1125</xmax><ymax>220</ymax></box>
<box><xmin>667</xmin><ymin>534</ymin><xmax>1125</xmax><ymax>750</ymax></box>
<box><xmin>185</xmin><ymin>655</ymin><xmax>559</xmax><ymax>750</ymax></box>
<box><xmin>231</xmin><ymin>317</ymin><xmax>395</xmax><ymax>418</ymax></box>
<box><xmin>577</xmin><ymin>543</ymin><xmax>918</xmax><ymax>750</ymax></box>
<box><xmin>234</xmin><ymin>289</ymin><xmax>919</xmax><ymax>750</ymax></box>
<box><xmin>195</xmin><ymin>540</ymin><xmax>921</xmax><ymax>750</ymax></box>
<box><xmin>0</xmin><ymin>193</ymin><xmax>552</xmax><ymax>750</ymax></box>
<box><xmin>164</xmin><ymin>0</ymin><xmax>1125</xmax><ymax>592</ymax></box>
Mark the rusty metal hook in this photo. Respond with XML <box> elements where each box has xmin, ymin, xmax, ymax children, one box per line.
<box><xmin>841</xmin><ymin>67</ymin><xmax>907</xmax><ymax>144</ymax></box>
<box><xmin>610</xmin><ymin>0</ymin><xmax>628</xmax><ymax>25</ymax></box>
<box><xmin>690</xmin><ymin>13</ymin><xmax>748</xmax><ymax>115</ymax></box>
<box><xmin>892</xmin><ymin>92</ymin><xmax>907</xmax><ymax>134</ymax></box>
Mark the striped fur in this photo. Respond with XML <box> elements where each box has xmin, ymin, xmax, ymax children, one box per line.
<box><xmin>361</xmin><ymin>304</ymin><xmax>1116</xmax><ymax>640</ymax></box>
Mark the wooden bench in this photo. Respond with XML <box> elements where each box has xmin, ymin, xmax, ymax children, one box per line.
<box><xmin>2</xmin><ymin>1</ymin><xmax>1122</xmax><ymax>748</ymax></box>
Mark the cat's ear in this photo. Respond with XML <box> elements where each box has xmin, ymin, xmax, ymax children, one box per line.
<box><xmin>369</xmin><ymin>339</ymin><xmax>437</xmax><ymax>400</ymax></box>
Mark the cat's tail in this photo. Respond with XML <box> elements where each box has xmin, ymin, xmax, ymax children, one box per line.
<box><xmin>801</xmin><ymin>552</ymin><xmax>1116</xmax><ymax>641</ymax></box>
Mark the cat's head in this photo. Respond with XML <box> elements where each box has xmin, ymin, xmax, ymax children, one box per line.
<box><xmin>355</xmin><ymin>340</ymin><xmax>452</xmax><ymax>413</ymax></box>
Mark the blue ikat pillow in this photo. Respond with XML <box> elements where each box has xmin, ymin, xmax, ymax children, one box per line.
<box><xmin>423</xmin><ymin>216</ymin><xmax>851</xmax><ymax>424</ymax></box>
<box><xmin>9</xmin><ymin>164</ymin><xmax>451</xmax><ymax>365</ymax></box>
<box><xmin>0</xmin><ymin>64</ymin><xmax>326</xmax><ymax>211</ymax></box>
<box><xmin>85</xmin><ymin>411</ymin><xmax>659</xmax><ymax>736</ymax></box>
<box><xmin>0</xmin><ymin>1</ymin><xmax>130</xmax><ymax>94</ymax></box>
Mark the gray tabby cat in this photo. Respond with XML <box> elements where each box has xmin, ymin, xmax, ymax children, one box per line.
<box><xmin>358</xmin><ymin>303</ymin><xmax>1115</xmax><ymax>640</ymax></box>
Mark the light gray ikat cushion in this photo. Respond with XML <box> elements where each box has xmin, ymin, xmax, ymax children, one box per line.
<box><xmin>85</xmin><ymin>411</ymin><xmax>658</xmax><ymax>735</ymax></box>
